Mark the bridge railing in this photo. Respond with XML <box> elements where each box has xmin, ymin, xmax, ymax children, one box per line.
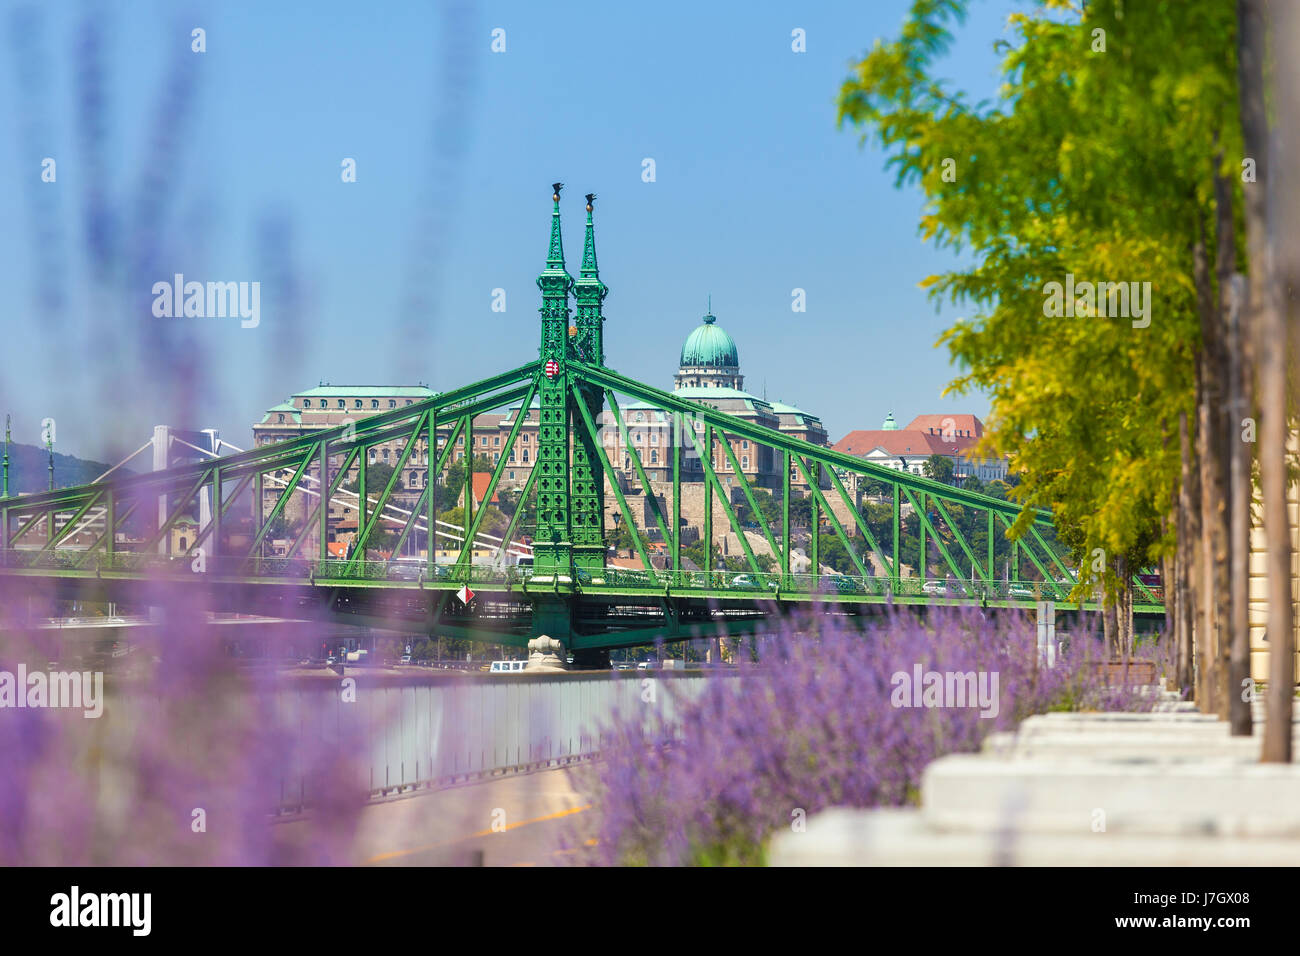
<box><xmin>588</xmin><ymin>566</ymin><xmax>1158</xmax><ymax>603</ymax></box>
<box><xmin>0</xmin><ymin>549</ymin><xmax>1163</xmax><ymax>606</ymax></box>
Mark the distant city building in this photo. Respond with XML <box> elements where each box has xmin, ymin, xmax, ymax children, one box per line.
<box><xmin>614</xmin><ymin>307</ymin><xmax>829</xmax><ymax>491</ymax></box>
<box><xmin>834</xmin><ymin>413</ymin><xmax>1008</xmax><ymax>483</ymax></box>
<box><xmin>251</xmin><ymin>309</ymin><xmax>832</xmax><ymax>548</ymax></box>
<box><xmin>252</xmin><ymin>384</ymin><xmax>436</xmax><ymax>549</ymax></box>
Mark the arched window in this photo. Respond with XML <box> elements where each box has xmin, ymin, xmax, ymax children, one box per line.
<box><xmin>337</xmin><ymin>400</ymin><xmax>345</xmax><ymax>409</ymax></box>
<box><xmin>371</xmin><ymin>400</ymin><xmax>379</xmax><ymax>409</ymax></box>
<box><xmin>389</xmin><ymin>399</ymin><xmax>396</xmax><ymax>409</ymax></box>
<box><xmin>650</xmin><ymin>450</ymin><xmax>659</xmax><ymax>464</ymax></box>
<box><xmin>277</xmin><ymin>414</ymin><xmax>285</xmax><ymax>423</ymax></box>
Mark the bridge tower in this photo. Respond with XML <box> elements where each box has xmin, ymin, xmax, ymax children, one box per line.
<box><xmin>532</xmin><ymin>184</ymin><xmax>577</xmax><ymax>582</ymax></box>
<box><xmin>569</xmin><ymin>193</ymin><xmax>608</xmax><ymax>576</ymax></box>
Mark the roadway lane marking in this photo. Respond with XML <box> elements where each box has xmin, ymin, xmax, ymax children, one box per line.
<box><xmin>365</xmin><ymin>803</ymin><xmax>592</xmax><ymax>864</ymax></box>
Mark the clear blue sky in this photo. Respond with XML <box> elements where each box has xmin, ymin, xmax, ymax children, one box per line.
<box><xmin>0</xmin><ymin>0</ymin><xmax>1022</xmax><ymax>465</ymax></box>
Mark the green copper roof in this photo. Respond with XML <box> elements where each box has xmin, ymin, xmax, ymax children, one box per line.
<box><xmin>680</xmin><ymin>312</ymin><xmax>739</xmax><ymax>368</ymax></box>
<box><xmin>259</xmin><ymin>403</ymin><xmax>302</xmax><ymax>425</ymax></box>
<box><xmin>882</xmin><ymin>411</ymin><xmax>898</xmax><ymax>430</ymax></box>
<box><xmin>669</xmin><ymin>386</ymin><xmax>776</xmax><ymax>417</ymax></box>
<box><xmin>770</xmin><ymin>401</ymin><xmax>824</xmax><ymax>424</ymax></box>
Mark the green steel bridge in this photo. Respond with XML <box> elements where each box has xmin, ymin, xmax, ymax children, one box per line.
<box><xmin>0</xmin><ymin>186</ymin><xmax>1164</xmax><ymax>657</ymax></box>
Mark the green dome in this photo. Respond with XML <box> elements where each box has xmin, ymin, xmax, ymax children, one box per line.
<box><xmin>680</xmin><ymin>313</ymin><xmax>739</xmax><ymax>368</ymax></box>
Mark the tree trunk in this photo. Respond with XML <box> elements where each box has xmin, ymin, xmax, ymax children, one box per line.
<box><xmin>1175</xmin><ymin>408</ymin><xmax>1190</xmax><ymax>697</ymax></box>
<box><xmin>1102</xmin><ymin>586</ymin><xmax>1117</xmax><ymax>659</ymax></box>
<box><xmin>1179</xmin><ymin>409</ymin><xmax>1198</xmax><ymax>696</ymax></box>
<box><xmin>1213</xmin><ymin>154</ymin><xmax>1238</xmax><ymax>722</ymax></box>
<box><xmin>1260</xmin><ymin>0</ymin><xmax>1297</xmax><ymax>762</ymax></box>
<box><xmin>1227</xmin><ymin>269</ymin><xmax>1254</xmax><ymax>735</ymax></box>
<box><xmin>1210</xmin><ymin>150</ymin><xmax>1250</xmax><ymax>730</ymax></box>
<box><xmin>1194</xmin><ymin>232</ymin><xmax>1228</xmax><ymax>715</ymax></box>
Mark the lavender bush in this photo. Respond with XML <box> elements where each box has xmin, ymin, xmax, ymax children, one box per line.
<box><xmin>571</xmin><ymin>605</ymin><xmax>1161</xmax><ymax>866</ymax></box>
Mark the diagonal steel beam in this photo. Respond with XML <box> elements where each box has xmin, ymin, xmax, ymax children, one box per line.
<box><xmin>929</xmin><ymin>495</ymin><xmax>992</xmax><ymax>587</ymax></box>
<box><xmin>901</xmin><ymin>486</ymin><xmax>965</xmax><ymax>583</ymax></box>
<box><xmin>572</xmin><ymin>382</ymin><xmax>653</xmax><ymax>571</ymax></box>
<box><xmin>792</xmin><ymin>453</ymin><xmax>871</xmax><ymax>581</ymax></box>
<box><xmin>38</xmin><ymin>491</ymin><xmax>103</xmax><ymax>553</ymax></box>
<box><xmin>245</xmin><ymin>445</ymin><xmax>318</xmax><ymax>559</ymax></box>
<box><xmin>454</xmin><ymin>377</ymin><xmax>537</xmax><ymax>570</ymax></box>
<box><xmin>685</xmin><ymin>420</ymin><xmax>763</xmax><ymax>576</ymax></box>
<box><xmin>140</xmin><ymin>468</ymin><xmax>213</xmax><ymax>554</ymax></box>
<box><xmin>603</xmin><ymin>389</ymin><xmax>672</xmax><ymax>547</ymax></box>
<box><xmin>346</xmin><ymin>411</ymin><xmax>430</xmax><ymax>573</ymax></box>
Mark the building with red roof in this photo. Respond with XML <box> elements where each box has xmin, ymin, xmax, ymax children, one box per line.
<box><xmin>834</xmin><ymin>412</ymin><xmax>1007</xmax><ymax>482</ymax></box>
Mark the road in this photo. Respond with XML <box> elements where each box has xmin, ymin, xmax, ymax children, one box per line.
<box><xmin>274</xmin><ymin>766</ymin><xmax>597</xmax><ymax>866</ymax></box>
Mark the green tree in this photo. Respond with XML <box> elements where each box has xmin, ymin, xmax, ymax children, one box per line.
<box><xmin>344</xmin><ymin>461</ymin><xmax>396</xmax><ymax>500</ymax></box>
<box><xmin>838</xmin><ymin>0</ymin><xmax>1245</xmax><ymax>707</ymax></box>
<box><xmin>439</xmin><ymin>454</ymin><xmax>494</xmax><ymax>505</ymax></box>
<box><xmin>922</xmin><ymin>455</ymin><xmax>955</xmax><ymax>485</ymax></box>
<box><xmin>735</xmin><ymin>488</ymin><xmax>781</xmax><ymax>529</ymax></box>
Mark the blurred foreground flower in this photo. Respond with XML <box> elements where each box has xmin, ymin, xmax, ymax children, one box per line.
<box><xmin>570</xmin><ymin>606</ymin><xmax>1161</xmax><ymax>866</ymax></box>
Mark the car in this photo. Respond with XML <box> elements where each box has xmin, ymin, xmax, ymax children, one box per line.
<box><xmin>922</xmin><ymin>580</ymin><xmax>968</xmax><ymax>597</ymax></box>
<box><xmin>400</xmin><ymin>654</ymin><xmax>412</xmax><ymax>664</ymax></box>
<box><xmin>729</xmin><ymin>574</ymin><xmax>760</xmax><ymax>589</ymax></box>
<box><xmin>1007</xmin><ymin>584</ymin><xmax>1035</xmax><ymax>599</ymax></box>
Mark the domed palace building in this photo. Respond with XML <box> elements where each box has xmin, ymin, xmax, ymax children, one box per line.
<box><xmin>611</xmin><ymin>306</ymin><xmax>828</xmax><ymax>492</ymax></box>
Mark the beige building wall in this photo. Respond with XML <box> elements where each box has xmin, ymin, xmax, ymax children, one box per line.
<box><xmin>1248</xmin><ymin>475</ymin><xmax>1300</xmax><ymax>683</ymax></box>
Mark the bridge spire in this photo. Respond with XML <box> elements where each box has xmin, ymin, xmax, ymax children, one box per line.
<box><xmin>569</xmin><ymin>192</ymin><xmax>609</xmax><ymax>579</ymax></box>
<box><xmin>573</xmin><ymin>193</ymin><xmax>608</xmax><ymax>365</ymax></box>
<box><xmin>546</xmin><ymin>182</ymin><xmax>567</xmax><ymax>270</ymax></box>
<box><xmin>579</xmin><ymin>193</ymin><xmax>600</xmax><ymax>280</ymax></box>
<box><xmin>534</xmin><ymin>183</ymin><xmax>575</xmax><ymax>582</ymax></box>
<box><xmin>2</xmin><ymin>414</ymin><xmax>9</xmax><ymax>498</ymax></box>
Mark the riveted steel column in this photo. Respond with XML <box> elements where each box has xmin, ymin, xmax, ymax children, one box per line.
<box><xmin>319</xmin><ymin>442</ymin><xmax>329</xmax><ymax>561</ymax></box>
<box><xmin>357</xmin><ymin>454</ymin><xmax>366</xmax><ymax>561</ymax></box>
<box><xmin>427</xmin><ymin>415</ymin><xmax>437</xmax><ymax>573</ymax></box>
<box><xmin>103</xmin><ymin>489</ymin><xmax>114</xmax><ymax>557</ymax></box>
<box><xmin>673</xmin><ymin>412</ymin><xmax>681</xmax><ymax>573</ymax></box>
<box><xmin>987</xmin><ymin>508</ymin><xmax>994</xmax><ymax>580</ymax></box>
<box><xmin>892</xmin><ymin>483</ymin><xmax>900</xmax><ymax>589</ymax></box>
<box><xmin>463</xmin><ymin>417</ymin><xmax>473</xmax><ymax>560</ymax></box>
<box><xmin>782</xmin><ymin>449</ymin><xmax>791</xmax><ymax>583</ymax></box>
<box><xmin>534</xmin><ymin>185</ymin><xmax>574</xmax><ymax>580</ymax></box>
<box><xmin>810</xmin><ymin>459</ymin><xmax>819</xmax><ymax>584</ymax></box>
<box><xmin>703</xmin><ymin>424</ymin><xmax>713</xmax><ymax>574</ymax></box>
<box><xmin>571</xmin><ymin>194</ymin><xmax>607</xmax><ymax>574</ymax></box>
<box><xmin>211</xmin><ymin>468</ymin><xmax>222</xmax><ymax>559</ymax></box>
<box><xmin>918</xmin><ymin>490</ymin><xmax>926</xmax><ymax>579</ymax></box>
<box><xmin>252</xmin><ymin>471</ymin><xmax>263</xmax><ymax>558</ymax></box>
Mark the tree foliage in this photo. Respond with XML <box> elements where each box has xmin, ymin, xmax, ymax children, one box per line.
<box><xmin>838</xmin><ymin>0</ymin><xmax>1238</xmax><ymax>609</ymax></box>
